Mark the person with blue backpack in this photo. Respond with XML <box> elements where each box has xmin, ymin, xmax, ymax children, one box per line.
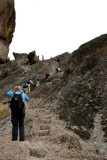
<box><xmin>7</xmin><ymin>86</ymin><xmax>29</xmax><ymax>141</ymax></box>
<box><xmin>22</xmin><ymin>82</ymin><xmax>29</xmax><ymax>93</ymax></box>
<box><xmin>26</xmin><ymin>80</ymin><xmax>31</xmax><ymax>93</ymax></box>
<box><xmin>35</xmin><ymin>76</ymin><xmax>39</xmax><ymax>87</ymax></box>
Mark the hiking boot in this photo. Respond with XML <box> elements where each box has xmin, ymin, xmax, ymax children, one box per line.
<box><xmin>20</xmin><ymin>139</ymin><xmax>24</xmax><ymax>141</ymax></box>
<box><xmin>12</xmin><ymin>139</ymin><xmax>17</xmax><ymax>141</ymax></box>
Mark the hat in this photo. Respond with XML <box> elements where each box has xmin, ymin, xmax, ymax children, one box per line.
<box><xmin>14</xmin><ymin>86</ymin><xmax>23</xmax><ymax>92</ymax></box>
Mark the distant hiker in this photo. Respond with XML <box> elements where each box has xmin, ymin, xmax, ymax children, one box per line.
<box><xmin>26</xmin><ymin>80</ymin><xmax>31</xmax><ymax>93</ymax></box>
<box><xmin>7</xmin><ymin>86</ymin><xmax>29</xmax><ymax>141</ymax></box>
<box><xmin>35</xmin><ymin>76</ymin><xmax>39</xmax><ymax>87</ymax></box>
<box><xmin>56</xmin><ymin>68</ymin><xmax>58</xmax><ymax>73</ymax></box>
<box><xmin>38</xmin><ymin>55</ymin><xmax>39</xmax><ymax>60</ymax></box>
<box><xmin>22</xmin><ymin>82</ymin><xmax>29</xmax><ymax>93</ymax></box>
<box><xmin>42</xmin><ymin>55</ymin><xmax>44</xmax><ymax>60</ymax></box>
<box><xmin>56</xmin><ymin>67</ymin><xmax>61</xmax><ymax>73</ymax></box>
<box><xmin>45</xmin><ymin>72</ymin><xmax>51</xmax><ymax>78</ymax></box>
<box><xmin>58</xmin><ymin>67</ymin><xmax>61</xmax><ymax>72</ymax></box>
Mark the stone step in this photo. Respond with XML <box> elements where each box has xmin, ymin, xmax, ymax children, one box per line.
<box><xmin>41</xmin><ymin>116</ymin><xmax>51</xmax><ymax>120</ymax></box>
<box><xmin>40</xmin><ymin>125</ymin><xmax>50</xmax><ymax>130</ymax></box>
<box><xmin>38</xmin><ymin>130</ymin><xmax>50</xmax><ymax>136</ymax></box>
<box><xmin>30</xmin><ymin>147</ymin><xmax>46</xmax><ymax>158</ymax></box>
<box><xmin>39</xmin><ymin>119</ymin><xmax>51</xmax><ymax>124</ymax></box>
<box><xmin>39</xmin><ymin>136</ymin><xmax>50</xmax><ymax>141</ymax></box>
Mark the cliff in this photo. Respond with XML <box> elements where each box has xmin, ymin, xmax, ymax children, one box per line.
<box><xmin>60</xmin><ymin>34</ymin><xmax>107</xmax><ymax>140</ymax></box>
<box><xmin>0</xmin><ymin>0</ymin><xmax>15</xmax><ymax>63</ymax></box>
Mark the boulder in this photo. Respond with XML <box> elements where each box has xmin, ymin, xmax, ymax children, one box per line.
<box><xmin>13</xmin><ymin>52</ymin><xmax>28</xmax><ymax>59</ymax></box>
<box><xmin>13</xmin><ymin>52</ymin><xmax>29</xmax><ymax>65</ymax></box>
<box><xmin>0</xmin><ymin>0</ymin><xmax>15</xmax><ymax>63</ymax></box>
<box><xmin>28</xmin><ymin>50</ymin><xmax>39</xmax><ymax>64</ymax></box>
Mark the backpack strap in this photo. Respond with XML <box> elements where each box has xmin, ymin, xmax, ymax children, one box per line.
<box><xmin>13</xmin><ymin>92</ymin><xmax>15</xmax><ymax>97</ymax></box>
<box><xmin>20</xmin><ymin>92</ymin><xmax>25</xmax><ymax>105</ymax></box>
<box><xmin>21</xmin><ymin>92</ymin><xmax>23</xmax><ymax>97</ymax></box>
<box><xmin>13</xmin><ymin>91</ymin><xmax>23</xmax><ymax>98</ymax></box>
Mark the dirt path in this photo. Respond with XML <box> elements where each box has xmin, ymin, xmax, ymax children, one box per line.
<box><xmin>0</xmin><ymin>99</ymin><xmax>106</xmax><ymax>160</ymax></box>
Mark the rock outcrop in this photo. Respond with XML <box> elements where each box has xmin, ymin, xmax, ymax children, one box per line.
<box><xmin>13</xmin><ymin>52</ymin><xmax>29</xmax><ymax>65</ymax></box>
<box><xmin>0</xmin><ymin>0</ymin><xmax>15</xmax><ymax>63</ymax></box>
<box><xmin>59</xmin><ymin>34</ymin><xmax>107</xmax><ymax>140</ymax></box>
<box><xmin>0</xmin><ymin>34</ymin><xmax>107</xmax><ymax>159</ymax></box>
<box><xmin>28</xmin><ymin>50</ymin><xmax>39</xmax><ymax>64</ymax></box>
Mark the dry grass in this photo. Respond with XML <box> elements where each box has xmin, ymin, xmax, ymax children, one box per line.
<box><xmin>0</xmin><ymin>103</ymin><xmax>10</xmax><ymax>120</ymax></box>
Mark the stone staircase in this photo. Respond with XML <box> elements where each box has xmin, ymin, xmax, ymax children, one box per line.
<box><xmin>0</xmin><ymin>98</ymin><xmax>107</xmax><ymax>160</ymax></box>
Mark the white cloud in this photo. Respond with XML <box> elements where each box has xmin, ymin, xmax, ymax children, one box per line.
<box><xmin>9</xmin><ymin>0</ymin><xmax>107</xmax><ymax>60</ymax></box>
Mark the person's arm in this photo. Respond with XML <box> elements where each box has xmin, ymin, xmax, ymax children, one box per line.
<box><xmin>23</xmin><ymin>93</ymin><xmax>29</xmax><ymax>102</ymax></box>
<box><xmin>7</xmin><ymin>90</ymin><xmax>14</xmax><ymax>97</ymax></box>
<box><xmin>25</xmin><ymin>94</ymin><xmax>29</xmax><ymax>101</ymax></box>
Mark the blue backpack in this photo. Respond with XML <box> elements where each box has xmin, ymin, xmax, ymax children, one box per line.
<box><xmin>35</xmin><ymin>77</ymin><xmax>39</xmax><ymax>82</ymax></box>
<box><xmin>23</xmin><ymin>83</ymin><xmax>28</xmax><ymax>88</ymax></box>
<box><xmin>27</xmin><ymin>80</ymin><xmax>30</xmax><ymax>84</ymax></box>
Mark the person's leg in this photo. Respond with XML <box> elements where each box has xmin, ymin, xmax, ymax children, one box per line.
<box><xmin>29</xmin><ymin>85</ymin><xmax>30</xmax><ymax>93</ymax></box>
<box><xmin>23</xmin><ymin>88</ymin><xmax>25</xmax><ymax>93</ymax></box>
<box><xmin>25</xmin><ymin>88</ymin><xmax>28</xmax><ymax>93</ymax></box>
<box><xmin>11</xmin><ymin>115</ymin><xmax>18</xmax><ymax>141</ymax></box>
<box><xmin>36</xmin><ymin>81</ymin><xmax>39</xmax><ymax>87</ymax></box>
<box><xmin>27</xmin><ymin>88</ymin><xmax>29</xmax><ymax>93</ymax></box>
<box><xmin>19</xmin><ymin>115</ymin><xmax>25</xmax><ymax>141</ymax></box>
<box><xmin>38</xmin><ymin>81</ymin><xmax>40</xmax><ymax>86</ymax></box>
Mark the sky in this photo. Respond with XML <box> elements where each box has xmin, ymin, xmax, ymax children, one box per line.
<box><xmin>8</xmin><ymin>0</ymin><xmax>107</xmax><ymax>60</ymax></box>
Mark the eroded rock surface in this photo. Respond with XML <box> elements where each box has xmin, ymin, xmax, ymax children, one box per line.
<box><xmin>0</xmin><ymin>0</ymin><xmax>15</xmax><ymax>63</ymax></box>
<box><xmin>59</xmin><ymin>34</ymin><xmax>107</xmax><ymax>141</ymax></box>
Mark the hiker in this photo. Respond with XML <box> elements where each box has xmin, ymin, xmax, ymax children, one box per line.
<box><xmin>38</xmin><ymin>55</ymin><xmax>39</xmax><ymax>60</ymax></box>
<box><xmin>22</xmin><ymin>82</ymin><xmax>29</xmax><ymax>93</ymax></box>
<box><xmin>56</xmin><ymin>68</ymin><xmax>58</xmax><ymax>73</ymax></box>
<box><xmin>35</xmin><ymin>76</ymin><xmax>39</xmax><ymax>87</ymax></box>
<box><xmin>45</xmin><ymin>72</ymin><xmax>51</xmax><ymax>78</ymax></box>
<box><xmin>58</xmin><ymin>67</ymin><xmax>61</xmax><ymax>72</ymax></box>
<box><xmin>42</xmin><ymin>55</ymin><xmax>44</xmax><ymax>60</ymax></box>
<box><xmin>56</xmin><ymin>67</ymin><xmax>61</xmax><ymax>73</ymax></box>
<box><xmin>7</xmin><ymin>86</ymin><xmax>29</xmax><ymax>141</ymax></box>
<box><xmin>26</xmin><ymin>80</ymin><xmax>31</xmax><ymax>93</ymax></box>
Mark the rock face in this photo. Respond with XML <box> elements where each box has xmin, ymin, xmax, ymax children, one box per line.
<box><xmin>52</xmin><ymin>52</ymin><xmax>71</xmax><ymax>70</ymax></box>
<box><xmin>0</xmin><ymin>0</ymin><xmax>15</xmax><ymax>63</ymax></box>
<box><xmin>59</xmin><ymin>34</ymin><xmax>107</xmax><ymax>140</ymax></box>
<box><xmin>0</xmin><ymin>34</ymin><xmax>107</xmax><ymax>159</ymax></box>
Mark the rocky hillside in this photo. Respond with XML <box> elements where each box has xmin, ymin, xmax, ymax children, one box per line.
<box><xmin>0</xmin><ymin>34</ymin><xmax>107</xmax><ymax>159</ymax></box>
<box><xmin>0</xmin><ymin>0</ymin><xmax>15</xmax><ymax>63</ymax></box>
<box><xmin>60</xmin><ymin>34</ymin><xmax>107</xmax><ymax>140</ymax></box>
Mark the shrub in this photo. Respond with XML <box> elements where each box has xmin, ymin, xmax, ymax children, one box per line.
<box><xmin>40</xmin><ymin>77</ymin><xmax>46</xmax><ymax>83</ymax></box>
<box><xmin>0</xmin><ymin>103</ymin><xmax>10</xmax><ymax>120</ymax></box>
<box><xmin>30</xmin><ymin>83</ymin><xmax>36</xmax><ymax>91</ymax></box>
